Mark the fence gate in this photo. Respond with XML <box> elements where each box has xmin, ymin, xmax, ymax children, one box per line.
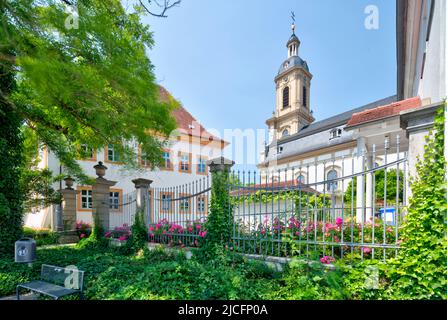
<box><xmin>109</xmin><ymin>190</ymin><xmax>137</xmax><ymax>230</ymax></box>
<box><xmin>229</xmin><ymin>136</ymin><xmax>408</xmax><ymax>262</ymax></box>
<box><xmin>148</xmin><ymin>176</ymin><xmax>211</xmax><ymax>247</ymax></box>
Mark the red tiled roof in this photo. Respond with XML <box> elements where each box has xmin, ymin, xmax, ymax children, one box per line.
<box><xmin>346</xmin><ymin>96</ymin><xmax>421</xmax><ymax>127</ymax></box>
<box><xmin>158</xmin><ymin>86</ymin><xmax>226</xmax><ymax>145</ymax></box>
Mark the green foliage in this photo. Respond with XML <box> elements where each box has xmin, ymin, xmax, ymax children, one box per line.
<box><xmin>202</xmin><ymin>167</ymin><xmax>233</xmax><ymax>256</ymax></box>
<box><xmin>344</xmin><ymin>169</ymin><xmax>404</xmax><ymax>204</ymax></box>
<box><xmin>125</xmin><ymin>209</ymin><xmax>149</xmax><ymax>253</ymax></box>
<box><xmin>2</xmin><ymin>0</ymin><xmax>178</xmax><ymax>182</ymax></box>
<box><xmin>0</xmin><ymin>245</ymin><xmax>280</xmax><ymax>300</ymax></box>
<box><xmin>268</xmin><ymin>258</ymin><xmax>349</xmax><ymax>300</ymax></box>
<box><xmin>387</xmin><ymin>106</ymin><xmax>447</xmax><ymax>299</ymax></box>
<box><xmin>22</xmin><ymin>227</ymin><xmax>60</xmax><ymax>246</ymax></box>
<box><xmin>0</xmin><ymin>42</ymin><xmax>23</xmax><ymax>257</ymax></box>
<box><xmin>1</xmin><ymin>0</ymin><xmax>178</xmax><ymax>254</ymax></box>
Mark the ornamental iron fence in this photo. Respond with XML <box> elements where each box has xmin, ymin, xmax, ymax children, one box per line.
<box><xmin>148</xmin><ymin>176</ymin><xmax>211</xmax><ymax>247</ymax></box>
<box><xmin>228</xmin><ymin>136</ymin><xmax>407</xmax><ymax>261</ymax></box>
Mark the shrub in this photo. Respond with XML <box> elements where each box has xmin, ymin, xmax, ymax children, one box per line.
<box><xmin>386</xmin><ymin>107</ymin><xmax>447</xmax><ymax>299</ymax></box>
<box><xmin>22</xmin><ymin>227</ymin><xmax>59</xmax><ymax>246</ymax></box>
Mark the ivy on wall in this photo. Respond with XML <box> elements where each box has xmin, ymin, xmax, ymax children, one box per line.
<box><xmin>388</xmin><ymin>106</ymin><xmax>447</xmax><ymax>299</ymax></box>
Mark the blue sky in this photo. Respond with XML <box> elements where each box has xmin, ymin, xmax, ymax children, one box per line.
<box><xmin>142</xmin><ymin>0</ymin><xmax>396</xmax><ymax>168</ymax></box>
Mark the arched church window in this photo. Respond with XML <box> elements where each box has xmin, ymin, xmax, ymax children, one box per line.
<box><xmin>326</xmin><ymin>169</ymin><xmax>338</xmax><ymax>192</ymax></box>
<box><xmin>302</xmin><ymin>86</ymin><xmax>307</xmax><ymax>108</ymax></box>
<box><xmin>282</xmin><ymin>86</ymin><xmax>290</xmax><ymax>108</ymax></box>
<box><xmin>282</xmin><ymin>129</ymin><xmax>289</xmax><ymax>138</ymax></box>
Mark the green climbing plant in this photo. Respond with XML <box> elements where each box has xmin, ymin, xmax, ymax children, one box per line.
<box><xmin>387</xmin><ymin>105</ymin><xmax>447</xmax><ymax>299</ymax></box>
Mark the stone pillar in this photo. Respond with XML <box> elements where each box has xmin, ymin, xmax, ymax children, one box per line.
<box><xmin>132</xmin><ymin>178</ymin><xmax>153</xmax><ymax>225</ymax></box>
<box><xmin>60</xmin><ymin>188</ymin><xmax>78</xmax><ymax>231</ymax></box>
<box><xmin>355</xmin><ymin>138</ymin><xmax>366</xmax><ymax>223</ymax></box>
<box><xmin>92</xmin><ymin>162</ymin><xmax>116</xmax><ymax>232</ymax></box>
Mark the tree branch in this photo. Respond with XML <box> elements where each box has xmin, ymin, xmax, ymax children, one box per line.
<box><xmin>139</xmin><ymin>0</ymin><xmax>181</xmax><ymax>18</ymax></box>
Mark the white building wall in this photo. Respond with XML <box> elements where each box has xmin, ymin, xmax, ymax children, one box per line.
<box><xmin>24</xmin><ymin>138</ymin><xmax>223</xmax><ymax>228</ymax></box>
<box><xmin>418</xmin><ymin>0</ymin><xmax>447</xmax><ymax>103</ymax></box>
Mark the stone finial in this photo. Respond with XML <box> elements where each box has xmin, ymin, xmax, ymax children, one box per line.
<box><xmin>206</xmin><ymin>157</ymin><xmax>235</xmax><ymax>173</ymax></box>
<box><xmin>63</xmin><ymin>176</ymin><xmax>74</xmax><ymax>190</ymax></box>
<box><xmin>94</xmin><ymin>161</ymin><xmax>107</xmax><ymax>178</ymax></box>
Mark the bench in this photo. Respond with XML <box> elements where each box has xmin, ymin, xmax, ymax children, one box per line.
<box><xmin>16</xmin><ymin>264</ymin><xmax>85</xmax><ymax>300</ymax></box>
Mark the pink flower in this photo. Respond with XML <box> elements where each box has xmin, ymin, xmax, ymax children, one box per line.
<box><xmin>196</xmin><ymin>224</ymin><xmax>201</xmax><ymax>230</ymax></box>
<box><xmin>335</xmin><ymin>217</ymin><xmax>343</xmax><ymax>227</ymax></box>
<box><xmin>320</xmin><ymin>256</ymin><xmax>336</xmax><ymax>264</ymax></box>
<box><xmin>295</xmin><ymin>231</ymin><xmax>300</xmax><ymax>237</ymax></box>
<box><xmin>80</xmin><ymin>233</ymin><xmax>86</xmax><ymax>239</ymax></box>
<box><xmin>362</xmin><ymin>247</ymin><xmax>372</xmax><ymax>254</ymax></box>
<box><xmin>188</xmin><ymin>227</ymin><xmax>193</xmax><ymax>233</ymax></box>
<box><xmin>149</xmin><ymin>226</ymin><xmax>154</xmax><ymax>232</ymax></box>
<box><xmin>104</xmin><ymin>232</ymin><xmax>111</xmax><ymax>238</ymax></box>
<box><xmin>118</xmin><ymin>235</ymin><xmax>127</xmax><ymax>241</ymax></box>
<box><xmin>260</xmin><ymin>230</ymin><xmax>266</xmax><ymax>235</ymax></box>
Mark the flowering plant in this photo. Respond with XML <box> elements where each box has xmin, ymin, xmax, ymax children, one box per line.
<box><xmin>75</xmin><ymin>221</ymin><xmax>92</xmax><ymax>239</ymax></box>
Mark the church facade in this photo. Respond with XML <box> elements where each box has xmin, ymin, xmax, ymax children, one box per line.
<box><xmin>257</xmin><ymin>22</ymin><xmax>429</xmax><ymax>222</ymax></box>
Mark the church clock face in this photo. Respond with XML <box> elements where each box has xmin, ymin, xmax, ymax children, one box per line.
<box><xmin>283</xmin><ymin>76</ymin><xmax>289</xmax><ymax>83</ymax></box>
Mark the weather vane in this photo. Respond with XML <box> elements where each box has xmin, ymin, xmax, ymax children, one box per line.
<box><xmin>291</xmin><ymin>11</ymin><xmax>296</xmax><ymax>34</ymax></box>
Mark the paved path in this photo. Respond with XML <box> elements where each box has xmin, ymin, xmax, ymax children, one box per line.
<box><xmin>0</xmin><ymin>293</ymin><xmax>37</xmax><ymax>300</ymax></box>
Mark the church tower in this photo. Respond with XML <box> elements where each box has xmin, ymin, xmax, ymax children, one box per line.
<box><xmin>266</xmin><ymin>21</ymin><xmax>314</xmax><ymax>142</ymax></box>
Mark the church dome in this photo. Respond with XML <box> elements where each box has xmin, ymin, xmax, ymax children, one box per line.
<box><xmin>286</xmin><ymin>34</ymin><xmax>300</xmax><ymax>47</ymax></box>
<box><xmin>278</xmin><ymin>56</ymin><xmax>309</xmax><ymax>75</ymax></box>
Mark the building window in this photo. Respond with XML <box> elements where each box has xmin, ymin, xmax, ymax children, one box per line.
<box><xmin>179</xmin><ymin>152</ymin><xmax>191</xmax><ymax>173</ymax></box>
<box><xmin>161</xmin><ymin>193</ymin><xmax>173</xmax><ymax>213</ymax></box>
<box><xmin>109</xmin><ymin>190</ymin><xmax>122</xmax><ymax>211</ymax></box>
<box><xmin>161</xmin><ymin>150</ymin><xmax>172</xmax><ymax>170</ymax></box>
<box><xmin>197</xmin><ymin>156</ymin><xmax>207</xmax><ymax>175</ymax></box>
<box><xmin>282</xmin><ymin>86</ymin><xmax>290</xmax><ymax>108</ymax></box>
<box><xmin>179</xmin><ymin>194</ymin><xmax>191</xmax><ymax>214</ymax></box>
<box><xmin>197</xmin><ymin>196</ymin><xmax>207</xmax><ymax>214</ymax></box>
<box><xmin>330</xmin><ymin>128</ymin><xmax>342</xmax><ymax>140</ymax></box>
<box><xmin>297</xmin><ymin>174</ymin><xmax>306</xmax><ymax>184</ymax></box>
<box><xmin>277</xmin><ymin>146</ymin><xmax>284</xmax><ymax>154</ymax></box>
<box><xmin>78</xmin><ymin>188</ymin><xmax>92</xmax><ymax>211</ymax></box>
<box><xmin>282</xmin><ymin>129</ymin><xmax>289</xmax><ymax>138</ymax></box>
<box><xmin>107</xmin><ymin>144</ymin><xmax>120</xmax><ymax>162</ymax></box>
<box><xmin>302</xmin><ymin>86</ymin><xmax>307</xmax><ymax>108</ymax></box>
<box><xmin>79</xmin><ymin>144</ymin><xmax>96</xmax><ymax>161</ymax></box>
<box><xmin>326</xmin><ymin>170</ymin><xmax>338</xmax><ymax>192</ymax></box>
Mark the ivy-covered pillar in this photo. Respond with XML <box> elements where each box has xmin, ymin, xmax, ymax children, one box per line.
<box><xmin>206</xmin><ymin>157</ymin><xmax>235</xmax><ymax>247</ymax></box>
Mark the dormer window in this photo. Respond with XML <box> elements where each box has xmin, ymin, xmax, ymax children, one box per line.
<box><xmin>282</xmin><ymin>86</ymin><xmax>290</xmax><ymax>108</ymax></box>
<box><xmin>277</xmin><ymin>146</ymin><xmax>284</xmax><ymax>154</ymax></box>
<box><xmin>330</xmin><ymin>128</ymin><xmax>342</xmax><ymax>140</ymax></box>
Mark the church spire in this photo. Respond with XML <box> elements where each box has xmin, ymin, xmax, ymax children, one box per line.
<box><xmin>287</xmin><ymin>12</ymin><xmax>300</xmax><ymax>58</ymax></box>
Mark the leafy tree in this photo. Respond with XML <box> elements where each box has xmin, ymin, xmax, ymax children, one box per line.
<box><xmin>0</xmin><ymin>0</ymin><xmax>178</xmax><ymax>255</ymax></box>
<box><xmin>344</xmin><ymin>169</ymin><xmax>404</xmax><ymax>205</ymax></box>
